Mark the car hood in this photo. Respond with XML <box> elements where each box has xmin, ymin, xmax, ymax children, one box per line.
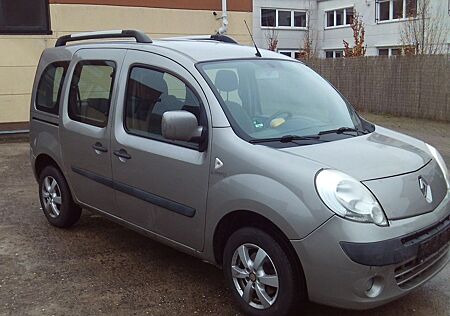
<box><xmin>280</xmin><ymin>126</ymin><xmax>431</xmax><ymax>181</ymax></box>
<box><xmin>279</xmin><ymin>126</ymin><xmax>448</xmax><ymax>220</ymax></box>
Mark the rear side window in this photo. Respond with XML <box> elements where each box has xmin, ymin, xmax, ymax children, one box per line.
<box><xmin>36</xmin><ymin>61</ymin><xmax>69</xmax><ymax>115</ymax></box>
<box><xmin>124</xmin><ymin>66</ymin><xmax>203</xmax><ymax>149</ymax></box>
<box><xmin>68</xmin><ymin>60</ymin><xmax>116</xmax><ymax>128</ymax></box>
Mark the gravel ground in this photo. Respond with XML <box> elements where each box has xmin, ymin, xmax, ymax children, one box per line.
<box><xmin>0</xmin><ymin>114</ymin><xmax>449</xmax><ymax>316</ymax></box>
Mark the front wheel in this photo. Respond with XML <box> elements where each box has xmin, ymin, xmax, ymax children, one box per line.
<box><xmin>223</xmin><ymin>227</ymin><xmax>305</xmax><ymax>316</ymax></box>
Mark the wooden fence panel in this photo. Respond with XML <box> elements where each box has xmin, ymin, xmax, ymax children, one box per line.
<box><xmin>305</xmin><ymin>55</ymin><xmax>450</xmax><ymax>121</ymax></box>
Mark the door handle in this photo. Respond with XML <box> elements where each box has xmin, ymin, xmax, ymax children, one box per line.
<box><xmin>92</xmin><ymin>142</ymin><xmax>108</xmax><ymax>153</ymax></box>
<box><xmin>113</xmin><ymin>149</ymin><xmax>132</xmax><ymax>162</ymax></box>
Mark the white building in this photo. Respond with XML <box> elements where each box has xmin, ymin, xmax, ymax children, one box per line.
<box><xmin>253</xmin><ymin>0</ymin><xmax>450</xmax><ymax>58</ymax></box>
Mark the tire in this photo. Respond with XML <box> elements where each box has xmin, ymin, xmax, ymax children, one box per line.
<box><xmin>38</xmin><ymin>165</ymin><xmax>81</xmax><ymax>228</ymax></box>
<box><xmin>223</xmin><ymin>227</ymin><xmax>305</xmax><ymax>316</ymax></box>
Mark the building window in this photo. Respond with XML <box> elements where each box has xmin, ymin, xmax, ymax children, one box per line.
<box><xmin>393</xmin><ymin>0</ymin><xmax>404</xmax><ymax>19</ymax></box>
<box><xmin>378</xmin><ymin>0</ymin><xmax>417</xmax><ymax>22</ymax></box>
<box><xmin>278</xmin><ymin>50</ymin><xmax>300</xmax><ymax>59</ymax></box>
<box><xmin>336</xmin><ymin>9</ymin><xmax>344</xmax><ymax>26</ymax></box>
<box><xmin>346</xmin><ymin>8</ymin><xmax>354</xmax><ymax>24</ymax></box>
<box><xmin>0</xmin><ymin>0</ymin><xmax>51</xmax><ymax>34</ymax></box>
<box><xmin>261</xmin><ymin>8</ymin><xmax>307</xmax><ymax>29</ymax></box>
<box><xmin>278</xmin><ymin>10</ymin><xmax>291</xmax><ymax>27</ymax></box>
<box><xmin>294</xmin><ymin>11</ymin><xmax>307</xmax><ymax>28</ymax></box>
<box><xmin>391</xmin><ymin>48</ymin><xmax>402</xmax><ymax>56</ymax></box>
<box><xmin>379</xmin><ymin>1</ymin><xmax>390</xmax><ymax>20</ymax></box>
<box><xmin>378</xmin><ymin>48</ymin><xmax>389</xmax><ymax>56</ymax></box>
<box><xmin>327</xmin><ymin>11</ymin><xmax>334</xmax><ymax>27</ymax></box>
<box><xmin>325</xmin><ymin>7</ymin><xmax>354</xmax><ymax>28</ymax></box>
<box><xmin>261</xmin><ymin>9</ymin><xmax>276</xmax><ymax>27</ymax></box>
<box><xmin>378</xmin><ymin>47</ymin><xmax>415</xmax><ymax>56</ymax></box>
<box><xmin>325</xmin><ymin>50</ymin><xmax>344</xmax><ymax>58</ymax></box>
<box><xmin>406</xmin><ymin>0</ymin><xmax>417</xmax><ymax>17</ymax></box>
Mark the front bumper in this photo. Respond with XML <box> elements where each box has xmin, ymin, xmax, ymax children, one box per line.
<box><xmin>291</xmin><ymin>191</ymin><xmax>450</xmax><ymax>310</ymax></box>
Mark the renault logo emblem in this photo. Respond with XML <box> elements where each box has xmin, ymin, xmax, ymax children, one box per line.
<box><xmin>418</xmin><ymin>176</ymin><xmax>433</xmax><ymax>203</ymax></box>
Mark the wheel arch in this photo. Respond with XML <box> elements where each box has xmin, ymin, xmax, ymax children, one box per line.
<box><xmin>34</xmin><ymin>153</ymin><xmax>64</xmax><ymax>179</ymax></box>
<box><xmin>213</xmin><ymin>210</ymin><xmax>292</xmax><ymax>264</ymax></box>
<box><xmin>212</xmin><ymin>210</ymin><xmax>307</xmax><ymax>298</ymax></box>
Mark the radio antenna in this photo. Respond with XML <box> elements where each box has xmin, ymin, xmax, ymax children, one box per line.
<box><xmin>244</xmin><ymin>20</ymin><xmax>261</xmax><ymax>57</ymax></box>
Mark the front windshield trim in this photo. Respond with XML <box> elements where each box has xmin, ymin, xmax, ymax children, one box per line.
<box><xmin>195</xmin><ymin>58</ymin><xmax>365</xmax><ymax>145</ymax></box>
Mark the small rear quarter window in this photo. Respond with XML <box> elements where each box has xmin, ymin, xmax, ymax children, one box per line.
<box><xmin>36</xmin><ymin>61</ymin><xmax>69</xmax><ymax>115</ymax></box>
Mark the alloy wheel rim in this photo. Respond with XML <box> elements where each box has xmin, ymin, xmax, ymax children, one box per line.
<box><xmin>231</xmin><ymin>243</ymin><xmax>279</xmax><ymax>309</ymax></box>
<box><xmin>41</xmin><ymin>176</ymin><xmax>62</xmax><ymax>218</ymax></box>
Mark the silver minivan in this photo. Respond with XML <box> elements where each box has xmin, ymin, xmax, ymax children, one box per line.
<box><xmin>30</xmin><ymin>30</ymin><xmax>449</xmax><ymax>316</ymax></box>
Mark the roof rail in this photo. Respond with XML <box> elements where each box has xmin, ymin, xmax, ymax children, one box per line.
<box><xmin>55</xmin><ymin>30</ymin><xmax>152</xmax><ymax>47</ymax></box>
<box><xmin>210</xmin><ymin>34</ymin><xmax>239</xmax><ymax>44</ymax></box>
<box><xmin>161</xmin><ymin>34</ymin><xmax>239</xmax><ymax>44</ymax></box>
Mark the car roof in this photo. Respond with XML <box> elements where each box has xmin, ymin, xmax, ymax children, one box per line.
<box><xmin>51</xmin><ymin>38</ymin><xmax>292</xmax><ymax>63</ymax></box>
<box><xmin>152</xmin><ymin>39</ymin><xmax>290</xmax><ymax>62</ymax></box>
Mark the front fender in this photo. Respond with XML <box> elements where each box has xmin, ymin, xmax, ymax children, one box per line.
<box><xmin>203</xmin><ymin>173</ymin><xmax>333</xmax><ymax>261</ymax></box>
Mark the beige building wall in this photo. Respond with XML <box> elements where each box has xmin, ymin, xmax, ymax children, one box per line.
<box><xmin>0</xmin><ymin>3</ymin><xmax>252</xmax><ymax>126</ymax></box>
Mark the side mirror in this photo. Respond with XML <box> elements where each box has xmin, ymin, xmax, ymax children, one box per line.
<box><xmin>161</xmin><ymin>110</ymin><xmax>203</xmax><ymax>142</ymax></box>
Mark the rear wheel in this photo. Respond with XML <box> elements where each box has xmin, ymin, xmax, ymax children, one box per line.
<box><xmin>223</xmin><ymin>227</ymin><xmax>305</xmax><ymax>316</ymax></box>
<box><xmin>38</xmin><ymin>165</ymin><xmax>81</xmax><ymax>228</ymax></box>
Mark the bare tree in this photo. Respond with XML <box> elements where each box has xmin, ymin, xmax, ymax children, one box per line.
<box><xmin>299</xmin><ymin>4</ymin><xmax>318</xmax><ymax>60</ymax></box>
<box><xmin>400</xmin><ymin>0</ymin><xmax>449</xmax><ymax>55</ymax></box>
<box><xmin>343</xmin><ymin>12</ymin><xmax>366</xmax><ymax>57</ymax></box>
<box><xmin>265</xmin><ymin>27</ymin><xmax>279</xmax><ymax>51</ymax></box>
<box><xmin>299</xmin><ymin>28</ymin><xmax>317</xmax><ymax>60</ymax></box>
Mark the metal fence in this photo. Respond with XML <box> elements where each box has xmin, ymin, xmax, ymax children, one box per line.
<box><xmin>304</xmin><ymin>55</ymin><xmax>450</xmax><ymax>122</ymax></box>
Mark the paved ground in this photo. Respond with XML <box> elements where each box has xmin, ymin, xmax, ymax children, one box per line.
<box><xmin>0</xmin><ymin>114</ymin><xmax>449</xmax><ymax>316</ymax></box>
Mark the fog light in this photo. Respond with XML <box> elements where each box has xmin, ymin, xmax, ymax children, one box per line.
<box><xmin>365</xmin><ymin>278</ymin><xmax>374</xmax><ymax>291</ymax></box>
<box><xmin>365</xmin><ymin>276</ymin><xmax>384</xmax><ymax>298</ymax></box>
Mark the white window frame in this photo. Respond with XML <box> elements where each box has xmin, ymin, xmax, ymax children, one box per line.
<box><xmin>277</xmin><ymin>49</ymin><xmax>300</xmax><ymax>58</ymax></box>
<box><xmin>377</xmin><ymin>47</ymin><xmax>402</xmax><ymax>56</ymax></box>
<box><xmin>324</xmin><ymin>50</ymin><xmax>344</xmax><ymax>58</ymax></box>
<box><xmin>377</xmin><ymin>0</ymin><xmax>416</xmax><ymax>23</ymax></box>
<box><xmin>261</xmin><ymin>8</ymin><xmax>308</xmax><ymax>30</ymax></box>
<box><xmin>324</xmin><ymin>7</ymin><xmax>354</xmax><ymax>29</ymax></box>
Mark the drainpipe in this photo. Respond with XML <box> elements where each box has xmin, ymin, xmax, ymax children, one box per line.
<box><xmin>217</xmin><ymin>0</ymin><xmax>229</xmax><ymax>35</ymax></box>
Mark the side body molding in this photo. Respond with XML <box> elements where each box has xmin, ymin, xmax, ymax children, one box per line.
<box><xmin>71</xmin><ymin>166</ymin><xmax>196</xmax><ymax>218</ymax></box>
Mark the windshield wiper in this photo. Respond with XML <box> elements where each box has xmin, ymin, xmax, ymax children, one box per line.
<box><xmin>318</xmin><ymin>127</ymin><xmax>366</xmax><ymax>136</ymax></box>
<box><xmin>250</xmin><ymin>134</ymin><xmax>321</xmax><ymax>144</ymax></box>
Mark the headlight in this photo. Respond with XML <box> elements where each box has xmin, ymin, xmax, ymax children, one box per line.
<box><xmin>315</xmin><ymin>169</ymin><xmax>388</xmax><ymax>226</ymax></box>
<box><xmin>425</xmin><ymin>144</ymin><xmax>450</xmax><ymax>190</ymax></box>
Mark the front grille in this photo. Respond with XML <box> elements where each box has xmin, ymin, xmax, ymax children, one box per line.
<box><xmin>401</xmin><ymin>214</ymin><xmax>450</xmax><ymax>246</ymax></box>
<box><xmin>394</xmin><ymin>243</ymin><xmax>449</xmax><ymax>289</ymax></box>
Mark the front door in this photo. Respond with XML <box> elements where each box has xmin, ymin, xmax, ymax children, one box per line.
<box><xmin>110</xmin><ymin>50</ymin><xmax>211</xmax><ymax>251</ymax></box>
<box><xmin>60</xmin><ymin>49</ymin><xmax>125</xmax><ymax>213</ymax></box>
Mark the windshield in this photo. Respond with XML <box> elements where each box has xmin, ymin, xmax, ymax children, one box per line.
<box><xmin>198</xmin><ymin>59</ymin><xmax>362</xmax><ymax>143</ymax></box>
